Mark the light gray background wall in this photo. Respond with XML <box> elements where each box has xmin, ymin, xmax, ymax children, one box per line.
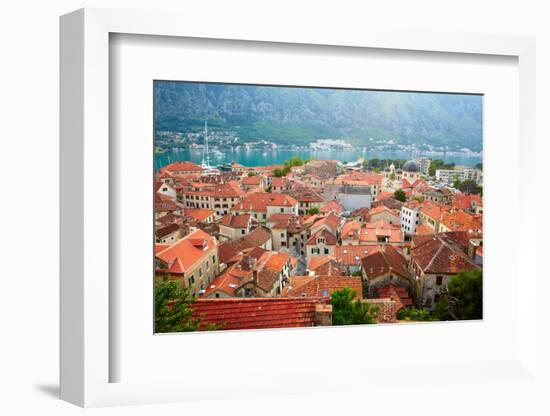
<box><xmin>0</xmin><ymin>1</ymin><xmax>548</xmax><ymax>415</ymax></box>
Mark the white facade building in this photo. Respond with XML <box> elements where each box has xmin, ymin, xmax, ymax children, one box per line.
<box><xmin>436</xmin><ymin>168</ymin><xmax>482</xmax><ymax>185</ymax></box>
<box><xmin>415</xmin><ymin>157</ymin><xmax>431</xmax><ymax>176</ymax></box>
<box><xmin>401</xmin><ymin>203</ymin><xmax>420</xmax><ymax>235</ymax></box>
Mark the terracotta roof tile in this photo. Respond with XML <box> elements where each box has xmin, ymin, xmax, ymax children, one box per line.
<box><xmin>361</xmin><ymin>245</ymin><xmax>409</xmax><ymax>281</ymax></box>
<box><xmin>219</xmin><ymin>213</ymin><xmax>251</xmax><ymax>228</ymax></box>
<box><xmin>155</xmin><ymin>223</ymin><xmax>180</xmax><ymax>239</ymax></box>
<box><xmin>218</xmin><ymin>227</ymin><xmax>272</xmax><ymax>264</ymax></box>
<box><xmin>155</xmin><ymin>229</ymin><xmax>217</xmax><ymax>275</ymax></box>
<box><xmin>306</xmin><ymin>229</ymin><xmax>337</xmax><ymax>246</ymax></box>
<box><xmin>185</xmin><ymin>208</ymin><xmax>215</xmax><ymax>222</ymax></box>
<box><xmin>411</xmin><ymin>234</ymin><xmax>479</xmax><ymax>274</ymax></box>
<box><xmin>162</xmin><ymin>161</ymin><xmax>203</xmax><ymax>172</ymax></box>
<box><xmin>232</xmin><ymin>192</ymin><xmax>298</xmax><ymax>213</ymax></box>
<box><xmin>191</xmin><ymin>297</ymin><xmax>329</xmax><ymax>330</ymax></box>
<box><xmin>333</xmin><ymin>245</ymin><xmax>384</xmax><ymax>266</ymax></box>
<box><xmin>284</xmin><ymin>275</ymin><xmax>363</xmax><ymax>299</ymax></box>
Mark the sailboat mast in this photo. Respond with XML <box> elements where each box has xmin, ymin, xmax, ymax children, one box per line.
<box><xmin>204</xmin><ymin>120</ymin><xmax>209</xmax><ymax>165</ymax></box>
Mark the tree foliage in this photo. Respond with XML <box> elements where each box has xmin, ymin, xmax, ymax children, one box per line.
<box><xmin>429</xmin><ymin>159</ymin><xmax>455</xmax><ymax>177</ymax></box>
<box><xmin>454</xmin><ymin>179</ymin><xmax>482</xmax><ymax>195</ymax></box>
<box><xmin>434</xmin><ymin>269</ymin><xmax>483</xmax><ymax>321</ymax></box>
<box><xmin>396</xmin><ymin>308</ymin><xmax>437</xmax><ymax>322</ymax></box>
<box><xmin>307</xmin><ymin>207</ymin><xmax>319</xmax><ymax>215</ymax></box>
<box><xmin>329</xmin><ymin>287</ymin><xmax>378</xmax><ymax>325</ymax></box>
<box><xmin>394</xmin><ymin>189</ymin><xmax>407</xmax><ymax>202</ymax></box>
<box><xmin>155</xmin><ymin>278</ymin><xmax>221</xmax><ymax>333</ymax></box>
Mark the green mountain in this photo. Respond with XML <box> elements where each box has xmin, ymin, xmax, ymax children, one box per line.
<box><xmin>154</xmin><ymin>81</ymin><xmax>483</xmax><ymax>151</ymax></box>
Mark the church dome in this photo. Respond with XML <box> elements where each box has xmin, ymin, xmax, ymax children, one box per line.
<box><xmin>402</xmin><ymin>160</ymin><xmax>420</xmax><ymax>172</ymax></box>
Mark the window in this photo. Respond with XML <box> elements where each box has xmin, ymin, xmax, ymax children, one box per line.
<box><xmin>434</xmin><ymin>294</ymin><xmax>440</xmax><ymax>302</ymax></box>
<box><xmin>280</xmin><ymin>233</ymin><xmax>285</xmax><ymax>238</ymax></box>
<box><xmin>436</xmin><ymin>276</ymin><xmax>443</xmax><ymax>285</ymax></box>
<box><xmin>324</xmin><ymin>248</ymin><xmax>329</xmax><ymax>254</ymax></box>
<box><xmin>241</xmin><ymin>229</ymin><xmax>246</xmax><ymax>234</ymax></box>
<box><xmin>188</xmin><ymin>275</ymin><xmax>195</xmax><ymax>286</ymax></box>
<box><xmin>280</xmin><ymin>208</ymin><xmax>284</xmax><ymax>213</ymax></box>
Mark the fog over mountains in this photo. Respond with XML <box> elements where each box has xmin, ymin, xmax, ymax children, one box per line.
<box><xmin>154</xmin><ymin>81</ymin><xmax>483</xmax><ymax>152</ymax></box>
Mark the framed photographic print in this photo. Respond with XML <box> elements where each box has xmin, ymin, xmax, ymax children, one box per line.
<box><xmin>60</xmin><ymin>7</ymin><xmax>538</xmax><ymax>408</ymax></box>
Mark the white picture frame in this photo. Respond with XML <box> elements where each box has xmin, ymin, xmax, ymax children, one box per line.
<box><xmin>60</xmin><ymin>7</ymin><xmax>538</xmax><ymax>408</ymax></box>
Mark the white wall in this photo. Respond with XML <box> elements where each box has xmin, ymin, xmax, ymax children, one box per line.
<box><xmin>1</xmin><ymin>1</ymin><xmax>548</xmax><ymax>415</ymax></box>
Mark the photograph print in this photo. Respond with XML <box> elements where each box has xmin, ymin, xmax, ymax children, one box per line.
<box><xmin>153</xmin><ymin>81</ymin><xmax>483</xmax><ymax>333</ymax></box>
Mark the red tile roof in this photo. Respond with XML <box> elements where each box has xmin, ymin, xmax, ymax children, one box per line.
<box><xmin>411</xmin><ymin>234</ymin><xmax>479</xmax><ymax>274</ymax></box>
<box><xmin>306</xmin><ymin>229</ymin><xmax>337</xmax><ymax>246</ymax></box>
<box><xmin>376</xmin><ymin>191</ymin><xmax>394</xmax><ymax>200</ymax></box>
<box><xmin>420</xmin><ymin>202</ymin><xmax>449</xmax><ymax>222</ymax></box>
<box><xmin>162</xmin><ymin>161</ymin><xmax>203</xmax><ymax>172</ymax></box>
<box><xmin>369</xmin><ymin>205</ymin><xmax>399</xmax><ymax>218</ymax></box>
<box><xmin>232</xmin><ymin>192</ymin><xmax>298</xmax><ymax>213</ymax></box>
<box><xmin>191</xmin><ymin>297</ymin><xmax>329</xmax><ymax>330</ymax></box>
<box><xmin>155</xmin><ymin>223</ymin><xmax>180</xmax><ymax>239</ymax></box>
<box><xmin>416</xmin><ymin>224</ymin><xmax>435</xmax><ymax>235</ymax></box>
<box><xmin>219</xmin><ymin>213</ymin><xmax>251</xmax><ymax>229</ymax></box>
<box><xmin>333</xmin><ymin>245</ymin><xmax>384</xmax><ymax>267</ymax></box>
<box><xmin>242</xmin><ymin>175</ymin><xmax>263</xmax><ymax>186</ymax></box>
<box><xmin>376</xmin><ymin>284</ymin><xmax>413</xmax><ymax>311</ymax></box>
<box><xmin>361</xmin><ymin>245</ymin><xmax>409</xmax><ymax>281</ymax></box>
<box><xmin>155</xmin><ymin>229</ymin><xmax>216</xmax><ymax>275</ymax></box>
<box><xmin>342</xmin><ymin>220</ymin><xmax>403</xmax><ymax>244</ymax></box>
<box><xmin>203</xmin><ymin>269</ymin><xmax>242</xmax><ymax>297</ymax></box>
<box><xmin>185</xmin><ymin>208</ymin><xmax>215</xmax><ymax>222</ymax></box>
<box><xmin>218</xmin><ymin>227</ymin><xmax>272</xmax><ymax>264</ymax></box>
<box><xmin>440</xmin><ymin>210</ymin><xmax>483</xmax><ymax>236</ymax></box>
<box><xmin>288</xmin><ymin>188</ymin><xmax>323</xmax><ymax>203</ymax></box>
<box><xmin>184</xmin><ymin>181</ymin><xmax>245</xmax><ymax>198</ymax></box>
<box><xmin>311</xmin><ymin>213</ymin><xmax>341</xmax><ymax>233</ymax></box>
<box><xmin>307</xmin><ymin>256</ymin><xmax>347</xmax><ymax>276</ymax></box>
<box><xmin>326</xmin><ymin>171</ymin><xmax>383</xmax><ymax>187</ymax></box>
<box><xmin>320</xmin><ymin>200</ymin><xmax>345</xmax><ymax>214</ymax></box>
<box><xmin>156</xmin><ymin>212</ymin><xmax>184</xmax><ymax>226</ymax></box>
<box><xmin>284</xmin><ymin>275</ymin><xmax>363</xmax><ymax>299</ymax></box>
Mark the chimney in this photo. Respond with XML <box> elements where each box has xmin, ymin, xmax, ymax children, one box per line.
<box><xmin>314</xmin><ymin>303</ymin><xmax>332</xmax><ymax>326</ymax></box>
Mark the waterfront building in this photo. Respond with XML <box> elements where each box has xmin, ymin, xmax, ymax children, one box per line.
<box><xmin>415</xmin><ymin>157</ymin><xmax>431</xmax><ymax>176</ymax></box>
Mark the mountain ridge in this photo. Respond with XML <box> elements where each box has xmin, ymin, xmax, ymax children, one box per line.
<box><xmin>154</xmin><ymin>82</ymin><xmax>483</xmax><ymax>151</ymax></box>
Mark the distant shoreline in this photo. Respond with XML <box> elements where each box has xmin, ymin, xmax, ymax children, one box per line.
<box><xmin>154</xmin><ymin>148</ymin><xmax>482</xmax><ymax>171</ymax></box>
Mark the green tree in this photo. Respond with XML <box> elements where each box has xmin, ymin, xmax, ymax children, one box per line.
<box><xmin>273</xmin><ymin>168</ymin><xmax>285</xmax><ymax>177</ymax></box>
<box><xmin>396</xmin><ymin>308</ymin><xmax>437</xmax><ymax>322</ymax></box>
<box><xmin>434</xmin><ymin>269</ymin><xmax>483</xmax><ymax>321</ymax></box>
<box><xmin>247</xmin><ymin>172</ymin><xmax>257</xmax><ymax>177</ymax></box>
<box><xmin>394</xmin><ymin>189</ymin><xmax>406</xmax><ymax>202</ymax></box>
<box><xmin>155</xmin><ymin>279</ymin><xmax>221</xmax><ymax>333</ymax></box>
<box><xmin>307</xmin><ymin>207</ymin><xmax>319</xmax><ymax>215</ymax></box>
<box><xmin>290</xmin><ymin>156</ymin><xmax>304</xmax><ymax>166</ymax></box>
<box><xmin>329</xmin><ymin>287</ymin><xmax>379</xmax><ymax>325</ymax></box>
<box><xmin>429</xmin><ymin>159</ymin><xmax>455</xmax><ymax>177</ymax></box>
<box><xmin>457</xmin><ymin>179</ymin><xmax>482</xmax><ymax>195</ymax></box>
<box><xmin>369</xmin><ymin>158</ymin><xmax>381</xmax><ymax>169</ymax></box>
